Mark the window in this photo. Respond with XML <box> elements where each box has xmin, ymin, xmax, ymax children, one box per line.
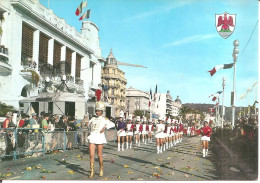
<box><xmin>76</xmin><ymin>54</ymin><xmax>81</xmax><ymax>78</ymax></box>
<box><xmin>39</xmin><ymin>33</ymin><xmax>49</xmax><ymax>69</ymax></box>
<box><xmin>53</xmin><ymin>41</ymin><xmax>61</xmax><ymax>67</ymax></box>
<box><xmin>21</xmin><ymin>23</ymin><xmax>34</xmax><ymax>62</ymax></box>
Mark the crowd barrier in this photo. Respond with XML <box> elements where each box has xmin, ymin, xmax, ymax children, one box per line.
<box><xmin>0</xmin><ymin>127</ymin><xmax>117</xmax><ymax>160</ymax></box>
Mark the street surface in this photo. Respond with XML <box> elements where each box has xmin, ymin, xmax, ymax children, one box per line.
<box><xmin>0</xmin><ymin>136</ymin><xmax>255</xmax><ymax>181</ymax></box>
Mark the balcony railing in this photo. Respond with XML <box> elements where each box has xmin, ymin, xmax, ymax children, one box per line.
<box><xmin>0</xmin><ymin>45</ymin><xmax>11</xmax><ymax>76</ymax></box>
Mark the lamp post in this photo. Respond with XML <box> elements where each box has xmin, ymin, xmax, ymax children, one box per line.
<box><xmin>231</xmin><ymin>40</ymin><xmax>239</xmax><ymax>130</ymax></box>
<box><xmin>221</xmin><ymin>77</ymin><xmax>225</xmax><ymax>128</ymax></box>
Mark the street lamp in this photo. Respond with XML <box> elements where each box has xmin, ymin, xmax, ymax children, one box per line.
<box><xmin>221</xmin><ymin>77</ymin><xmax>225</xmax><ymax>128</ymax></box>
<box><xmin>231</xmin><ymin>40</ymin><xmax>239</xmax><ymax>130</ymax></box>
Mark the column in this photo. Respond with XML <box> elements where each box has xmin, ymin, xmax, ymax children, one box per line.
<box><xmin>61</xmin><ymin>45</ymin><xmax>66</xmax><ymax>61</ymax></box>
<box><xmin>48</xmin><ymin>38</ymin><xmax>54</xmax><ymax>65</ymax></box>
<box><xmin>33</xmin><ymin>30</ymin><xmax>40</xmax><ymax>68</ymax></box>
<box><xmin>71</xmin><ymin>52</ymin><xmax>76</xmax><ymax>82</ymax></box>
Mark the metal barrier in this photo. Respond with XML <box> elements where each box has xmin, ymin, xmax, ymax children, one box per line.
<box><xmin>0</xmin><ymin>127</ymin><xmax>118</xmax><ymax>160</ymax></box>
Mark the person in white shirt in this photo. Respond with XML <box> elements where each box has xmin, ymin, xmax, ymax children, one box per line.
<box><xmin>87</xmin><ymin>102</ymin><xmax>115</xmax><ymax>178</ymax></box>
<box><xmin>125</xmin><ymin>117</ymin><xmax>134</xmax><ymax>149</ymax></box>
<box><xmin>155</xmin><ymin>117</ymin><xmax>165</xmax><ymax>154</ymax></box>
<box><xmin>141</xmin><ymin>117</ymin><xmax>148</xmax><ymax>145</ymax></box>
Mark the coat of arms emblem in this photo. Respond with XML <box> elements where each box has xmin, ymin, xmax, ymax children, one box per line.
<box><xmin>215</xmin><ymin>12</ymin><xmax>236</xmax><ymax>39</ymax></box>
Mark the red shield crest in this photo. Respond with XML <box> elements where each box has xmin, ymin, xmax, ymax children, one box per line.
<box><xmin>215</xmin><ymin>12</ymin><xmax>236</xmax><ymax>39</ymax></box>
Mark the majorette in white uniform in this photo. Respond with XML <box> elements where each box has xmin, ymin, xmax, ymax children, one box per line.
<box><xmin>126</xmin><ymin>116</ymin><xmax>134</xmax><ymax>149</ymax></box>
<box><xmin>134</xmin><ymin>116</ymin><xmax>142</xmax><ymax>146</ymax></box>
<box><xmin>147</xmin><ymin>119</ymin><xmax>154</xmax><ymax>143</ymax></box>
<box><xmin>155</xmin><ymin>117</ymin><xmax>165</xmax><ymax>154</ymax></box>
<box><xmin>87</xmin><ymin>115</ymin><xmax>115</xmax><ymax>145</ymax></box>
<box><xmin>165</xmin><ymin>118</ymin><xmax>172</xmax><ymax>149</ymax></box>
<box><xmin>142</xmin><ymin>117</ymin><xmax>148</xmax><ymax>145</ymax></box>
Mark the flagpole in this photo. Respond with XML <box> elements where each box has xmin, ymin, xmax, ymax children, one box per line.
<box><xmin>222</xmin><ymin>77</ymin><xmax>225</xmax><ymax>128</ymax></box>
<box><xmin>231</xmin><ymin>40</ymin><xmax>239</xmax><ymax>130</ymax></box>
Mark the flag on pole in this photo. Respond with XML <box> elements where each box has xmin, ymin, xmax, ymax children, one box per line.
<box><xmin>208</xmin><ymin>63</ymin><xmax>234</xmax><ymax>76</ymax></box>
<box><xmin>208</xmin><ymin>108</ymin><xmax>214</xmax><ymax>112</ymax></box>
<box><xmin>157</xmin><ymin>94</ymin><xmax>161</xmax><ymax>108</ymax></box>
<box><xmin>209</xmin><ymin>91</ymin><xmax>222</xmax><ymax>101</ymax></box>
<box><xmin>75</xmin><ymin>1</ymin><xmax>87</xmax><ymax>16</ymax></box>
<box><xmin>79</xmin><ymin>9</ymin><xmax>91</xmax><ymax>20</ymax></box>
<box><xmin>149</xmin><ymin>88</ymin><xmax>152</xmax><ymax>107</ymax></box>
<box><xmin>154</xmin><ymin>84</ymin><xmax>157</xmax><ymax>101</ymax></box>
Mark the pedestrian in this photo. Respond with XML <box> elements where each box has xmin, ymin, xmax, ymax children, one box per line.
<box><xmin>201</xmin><ymin>121</ymin><xmax>212</xmax><ymax>158</ymax></box>
<box><xmin>51</xmin><ymin>115</ymin><xmax>60</xmax><ymax>151</ymax></box>
<box><xmin>58</xmin><ymin>115</ymin><xmax>68</xmax><ymax>131</ymax></box>
<box><xmin>3</xmin><ymin>112</ymin><xmax>14</xmax><ymax>157</ymax></box>
<box><xmin>29</xmin><ymin>113</ymin><xmax>39</xmax><ymax>129</ymax></box>
<box><xmin>165</xmin><ymin>118</ymin><xmax>172</xmax><ymax>149</ymax></box>
<box><xmin>141</xmin><ymin>117</ymin><xmax>148</xmax><ymax>145</ymax></box>
<box><xmin>173</xmin><ymin>121</ymin><xmax>178</xmax><ymax>146</ymax></box>
<box><xmin>116</xmin><ymin>114</ymin><xmax>126</xmax><ymax>151</ymax></box>
<box><xmin>187</xmin><ymin>124</ymin><xmax>191</xmax><ymax>137</ymax></box>
<box><xmin>155</xmin><ymin>117</ymin><xmax>165</xmax><ymax>154</ymax></box>
<box><xmin>38</xmin><ymin>111</ymin><xmax>45</xmax><ymax>128</ymax></box>
<box><xmin>67</xmin><ymin>117</ymin><xmax>77</xmax><ymax>150</ymax></box>
<box><xmin>162</xmin><ymin>118</ymin><xmax>167</xmax><ymax>151</ymax></box>
<box><xmin>170</xmin><ymin>120</ymin><xmax>175</xmax><ymax>147</ymax></box>
<box><xmin>147</xmin><ymin>119</ymin><xmax>154</xmax><ymax>143</ymax></box>
<box><xmin>125</xmin><ymin>116</ymin><xmax>134</xmax><ymax>149</ymax></box>
<box><xmin>179</xmin><ymin>119</ymin><xmax>184</xmax><ymax>142</ymax></box>
<box><xmin>87</xmin><ymin>102</ymin><xmax>115</xmax><ymax>178</ymax></box>
<box><xmin>134</xmin><ymin>116</ymin><xmax>142</xmax><ymax>146</ymax></box>
<box><xmin>18</xmin><ymin>113</ymin><xmax>27</xmax><ymax>128</ymax></box>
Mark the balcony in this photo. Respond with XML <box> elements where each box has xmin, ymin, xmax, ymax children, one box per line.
<box><xmin>0</xmin><ymin>45</ymin><xmax>12</xmax><ymax>76</ymax></box>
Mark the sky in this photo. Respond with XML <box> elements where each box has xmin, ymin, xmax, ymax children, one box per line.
<box><xmin>40</xmin><ymin>0</ymin><xmax>258</xmax><ymax>107</ymax></box>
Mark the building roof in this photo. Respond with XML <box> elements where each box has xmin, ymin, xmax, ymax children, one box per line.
<box><xmin>175</xmin><ymin>96</ymin><xmax>182</xmax><ymax>103</ymax></box>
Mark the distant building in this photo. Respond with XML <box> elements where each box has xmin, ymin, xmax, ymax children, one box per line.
<box><xmin>153</xmin><ymin>91</ymin><xmax>181</xmax><ymax>118</ymax></box>
<box><xmin>101</xmin><ymin>49</ymin><xmax>127</xmax><ymax>117</ymax></box>
<box><xmin>125</xmin><ymin>87</ymin><xmax>150</xmax><ymax>117</ymax></box>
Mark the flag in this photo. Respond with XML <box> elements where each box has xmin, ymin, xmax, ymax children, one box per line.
<box><xmin>210</xmin><ymin>91</ymin><xmax>222</xmax><ymax>101</ymax></box>
<box><xmin>149</xmin><ymin>89</ymin><xmax>152</xmax><ymax>107</ymax></box>
<box><xmin>157</xmin><ymin>94</ymin><xmax>161</xmax><ymax>108</ymax></box>
<box><xmin>154</xmin><ymin>84</ymin><xmax>157</xmax><ymax>101</ymax></box>
<box><xmin>79</xmin><ymin>9</ymin><xmax>91</xmax><ymax>20</ymax></box>
<box><xmin>208</xmin><ymin>108</ymin><xmax>214</xmax><ymax>112</ymax></box>
<box><xmin>75</xmin><ymin>1</ymin><xmax>87</xmax><ymax>16</ymax></box>
<box><xmin>208</xmin><ymin>63</ymin><xmax>234</xmax><ymax>76</ymax></box>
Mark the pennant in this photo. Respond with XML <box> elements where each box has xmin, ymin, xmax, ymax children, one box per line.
<box><xmin>79</xmin><ymin>9</ymin><xmax>91</xmax><ymax>20</ymax></box>
<box><xmin>209</xmin><ymin>91</ymin><xmax>222</xmax><ymax>101</ymax></box>
<box><xmin>208</xmin><ymin>63</ymin><xmax>234</xmax><ymax>76</ymax></box>
<box><xmin>75</xmin><ymin>1</ymin><xmax>87</xmax><ymax>16</ymax></box>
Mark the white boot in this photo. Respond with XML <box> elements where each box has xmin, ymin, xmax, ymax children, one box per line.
<box><xmin>160</xmin><ymin>146</ymin><xmax>163</xmax><ymax>153</ymax></box>
<box><xmin>151</xmin><ymin>138</ymin><xmax>153</xmax><ymax>143</ymax></box>
<box><xmin>118</xmin><ymin>143</ymin><xmax>120</xmax><ymax>151</ymax></box>
<box><xmin>126</xmin><ymin>142</ymin><xmax>128</xmax><ymax>149</ymax></box>
<box><xmin>174</xmin><ymin>140</ymin><xmax>176</xmax><ymax>146</ymax></box>
<box><xmin>136</xmin><ymin>140</ymin><xmax>138</xmax><ymax>144</ymax></box>
<box><xmin>170</xmin><ymin>142</ymin><xmax>173</xmax><ymax>147</ymax></box>
<box><xmin>122</xmin><ymin>143</ymin><xmax>124</xmax><ymax>151</ymax></box>
<box><xmin>206</xmin><ymin>149</ymin><xmax>208</xmax><ymax>156</ymax></box>
<box><xmin>145</xmin><ymin>139</ymin><xmax>147</xmax><ymax>145</ymax></box>
<box><xmin>203</xmin><ymin>149</ymin><xmax>205</xmax><ymax>158</ymax></box>
<box><xmin>163</xmin><ymin>144</ymin><xmax>166</xmax><ymax>151</ymax></box>
<box><xmin>166</xmin><ymin>143</ymin><xmax>168</xmax><ymax>149</ymax></box>
<box><xmin>157</xmin><ymin>146</ymin><xmax>160</xmax><ymax>154</ymax></box>
<box><xmin>130</xmin><ymin>142</ymin><xmax>132</xmax><ymax>149</ymax></box>
<box><xmin>138</xmin><ymin>140</ymin><xmax>140</xmax><ymax>146</ymax></box>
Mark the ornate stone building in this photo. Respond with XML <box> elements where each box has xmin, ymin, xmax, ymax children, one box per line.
<box><xmin>0</xmin><ymin>0</ymin><xmax>104</xmax><ymax>119</ymax></box>
<box><xmin>101</xmin><ymin>49</ymin><xmax>127</xmax><ymax>117</ymax></box>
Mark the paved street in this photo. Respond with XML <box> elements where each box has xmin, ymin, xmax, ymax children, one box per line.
<box><xmin>0</xmin><ymin>135</ymin><xmax>255</xmax><ymax>181</ymax></box>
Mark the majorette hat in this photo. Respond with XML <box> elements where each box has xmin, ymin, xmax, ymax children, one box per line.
<box><xmin>136</xmin><ymin>116</ymin><xmax>141</xmax><ymax>121</ymax></box>
<box><xmin>95</xmin><ymin>102</ymin><xmax>105</xmax><ymax>111</ymax></box>
<box><xmin>158</xmin><ymin>116</ymin><xmax>164</xmax><ymax>121</ymax></box>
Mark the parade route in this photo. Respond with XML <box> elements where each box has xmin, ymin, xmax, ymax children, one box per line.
<box><xmin>0</xmin><ymin>135</ymin><xmax>253</xmax><ymax>181</ymax></box>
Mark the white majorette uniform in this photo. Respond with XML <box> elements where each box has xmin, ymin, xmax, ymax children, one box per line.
<box><xmin>155</xmin><ymin>123</ymin><xmax>165</xmax><ymax>138</ymax></box>
<box><xmin>171</xmin><ymin>121</ymin><xmax>175</xmax><ymax>137</ymax></box>
<box><xmin>142</xmin><ymin>123</ymin><xmax>148</xmax><ymax>135</ymax></box>
<box><xmin>134</xmin><ymin>123</ymin><xmax>142</xmax><ymax>135</ymax></box>
<box><xmin>126</xmin><ymin>123</ymin><xmax>134</xmax><ymax>136</ymax></box>
<box><xmin>166</xmin><ymin>125</ymin><xmax>172</xmax><ymax>137</ymax></box>
<box><xmin>148</xmin><ymin>123</ymin><xmax>154</xmax><ymax>134</ymax></box>
<box><xmin>87</xmin><ymin>116</ymin><xmax>115</xmax><ymax>144</ymax></box>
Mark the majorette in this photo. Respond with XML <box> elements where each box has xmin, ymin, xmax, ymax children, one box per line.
<box><xmin>201</xmin><ymin>121</ymin><xmax>212</xmax><ymax>158</ymax></box>
<box><xmin>141</xmin><ymin>117</ymin><xmax>148</xmax><ymax>145</ymax></box>
<box><xmin>134</xmin><ymin>116</ymin><xmax>142</xmax><ymax>146</ymax></box>
<box><xmin>155</xmin><ymin>117</ymin><xmax>165</xmax><ymax>154</ymax></box>
<box><xmin>87</xmin><ymin>102</ymin><xmax>115</xmax><ymax>178</ymax></box>
<box><xmin>125</xmin><ymin>116</ymin><xmax>134</xmax><ymax>149</ymax></box>
<box><xmin>147</xmin><ymin>118</ymin><xmax>154</xmax><ymax>143</ymax></box>
<box><xmin>116</xmin><ymin>113</ymin><xmax>126</xmax><ymax>151</ymax></box>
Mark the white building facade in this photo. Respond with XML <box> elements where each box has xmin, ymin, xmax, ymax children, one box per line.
<box><xmin>153</xmin><ymin>91</ymin><xmax>182</xmax><ymax>118</ymax></box>
<box><xmin>125</xmin><ymin>87</ymin><xmax>149</xmax><ymax>117</ymax></box>
<box><xmin>0</xmin><ymin>0</ymin><xmax>104</xmax><ymax>118</ymax></box>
